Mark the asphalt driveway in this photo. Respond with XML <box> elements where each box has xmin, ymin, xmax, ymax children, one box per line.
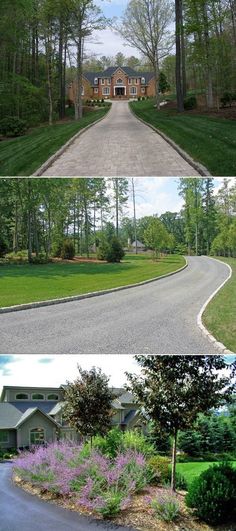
<box><xmin>0</xmin><ymin>257</ymin><xmax>230</xmax><ymax>354</ymax></box>
<box><xmin>0</xmin><ymin>462</ymin><xmax>135</xmax><ymax>531</ymax></box>
<box><xmin>41</xmin><ymin>101</ymin><xmax>200</xmax><ymax>176</ymax></box>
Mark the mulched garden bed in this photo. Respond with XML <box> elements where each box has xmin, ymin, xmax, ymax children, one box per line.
<box><xmin>13</xmin><ymin>476</ymin><xmax>236</xmax><ymax>531</ymax></box>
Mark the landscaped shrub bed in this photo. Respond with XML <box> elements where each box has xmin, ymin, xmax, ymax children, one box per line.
<box><xmin>14</xmin><ymin>442</ymin><xmax>152</xmax><ymax>517</ymax></box>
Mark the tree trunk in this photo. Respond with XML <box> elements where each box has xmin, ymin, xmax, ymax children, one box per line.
<box><xmin>175</xmin><ymin>0</ymin><xmax>184</xmax><ymax>112</ymax></box>
<box><xmin>171</xmin><ymin>427</ymin><xmax>178</xmax><ymax>491</ymax></box>
<box><xmin>27</xmin><ymin>181</ymin><xmax>32</xmax><ymax>263</ymax></box>
<box><xmin>132</xmin><ymin>178</ymin><xmax>137</xmax><ymax>254</ymax></box>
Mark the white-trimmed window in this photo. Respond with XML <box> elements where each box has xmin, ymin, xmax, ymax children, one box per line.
<box><xmin>101</xmin><ymin>78</ymin><xmax>105</xmax><ymax>85</ymax></box>
<box><xmin>16</xmin><ymin>393</ymin><xmax>29</xmax><ymax>400</ymax></box>
<box><xmin>32</xmin><ymin>393</ymin><xmax>44</xmax><ymax>400</ymax></box>
<box><xmin>141</xmin><ymin>77</ymin><xmax>146</xmax><ymax>84</ymax></box>
<box><xmin>135</xmin><ymin>78</ymin><xmax>139</xmax><ymax>84</ymax></box>
<box><xmin>130</xmin><ymin>86</ymin><xmax>137</xmax><ymax>95</ymax></box>
<box><xmin>30</xmin><ymin>428</ymin><xmax>45</xmax><ymax>445</ymax></box>
<box><xmin>107</xmin><ymin>78</ymin><xmax>111</xmax><ymax>85</ymax></box>
<box><xmin>116</xmin><ymin>78</ymin><xmax>123</xmax><ymax>84</ymax></box>
<box><xmin>128</xmin><ymin>78</ymin><xmax>132</xmax><ymax>85</ymax></box>
<box><xmin>0</xmin><ymin>431</ymin><xmax>9</xmax><ymax>443</ymax></box>
<box><xmin>81</xmin><ymin>86</ymin><xmax>84</xmax><ymax>96</ymax></box>
<box><xmin>47</xmin><ymin>394</ymin><xmax>59</xmax><ymax>401</ymax></box>
<box><xmin>141</xmin><ymin>87</ymin><xmax>145</xmax><ymax>93</ymax></box>
<box><xmin>94</xmin><ymin>88</ymin><xmax>98</xmax><ymax>94</ymax></box>
<box><xmin>94</xmin><ymin>77</ymin><xmax>98</xmax><ymax>85</ymax></box>
<box><xmin>103</xmin><ymin>87</ymin><xmax>110</xmax><ymax>96</ymax></box>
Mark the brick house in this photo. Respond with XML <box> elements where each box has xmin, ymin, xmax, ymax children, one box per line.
<box><xmin>68</xmin><ymin>66</ymin><xmax>156</xmax><ymax>102</ymax></box>
<box><xmin>0</xmin><ymin>385</ymin><xmax>143</xmax><ymax>450</ymax></box>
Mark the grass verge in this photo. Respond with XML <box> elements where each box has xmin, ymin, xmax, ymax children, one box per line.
<box><xmin>0</xmin><ymin>107</ymin><xmax>109</xmax><ymax>176</ymax></box>
<box><xmin>203</xmin><ymin>257</ymin><xmax>236</xmax><ymax>352</ymax></box>
<box><xmin>130</xmin><ymin>99</ymin><xmax>236</xmax><ymax>176</ymax></box>
<box><xmin>176</xmin><ymin>461</ymin><xmax>236</xmax><ymax>487</ymax></box>
<box><xmin>0</xmin><ymin>254</ymin><xmax>185</xmax><ymax>308</ymax></box>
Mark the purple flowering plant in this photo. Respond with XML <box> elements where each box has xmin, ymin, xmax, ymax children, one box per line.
<box><xmin>14</xmin><ymin>441</ymin><xmax>150</xmax><ymax>517</ymax></box>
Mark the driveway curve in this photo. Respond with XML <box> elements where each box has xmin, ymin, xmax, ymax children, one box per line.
<box><xmin>0</xmin><ymin>257</ymin><xmax>230</xmax><ymax>354</ymax></box>
<box><xmin>0</xmin><ymin>462</ymin><xmax>135</xmax><ymax>531</ymax></box>
<box><xmin>41</xmin><ymin>101</ymin><xmax>200</xmax><ymax>176</ymax></box>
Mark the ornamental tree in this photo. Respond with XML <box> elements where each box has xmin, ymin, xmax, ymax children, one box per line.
<box><xmin>62</xmin><ymin>366</ymin><xmax>113</xmax><ymax>446</ymax></box>
<box><xmin>126</xmin><ymin>355</ymin><xmax>235</xmax><ymax>491</ymax></box>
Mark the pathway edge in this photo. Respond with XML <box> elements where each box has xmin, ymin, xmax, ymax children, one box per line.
<box><xmin>0</xmin><ymin>258</ymin><xmax>188</xmax><ymax>314</ymax></box>
<box><xmin>33</xmin><ymin>105</ymin><xmax>112</xmax><ymax>176</ymax></box>
<box><xmin>197</xmin><ymin>256</ymin><xmax>233</xmax><ymax>354</ymax></box>
<box><xmin>129</xmin><ymin>104</ymin><xmax>210</xmax><ymax>177</ymax></box>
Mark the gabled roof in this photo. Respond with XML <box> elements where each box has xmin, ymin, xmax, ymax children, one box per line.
<box><xmin>0</xmin><ymin>403</ymin><xmax>59</xmax><ymax>429</ymax></box>
<box><xmin>131</xmin><ymin>240</ymin><xmax>145</xmax><ymax>247</ymax></box>
<box><xmin>111</xmin><ymin>398</ymin><xmax>124</xmax><ymax>410</ymax></box>
<box><xmin>83</xmin><ymin>67</ymin><xmax>154</xmax><ymax>85</ymax></box>
<box><xmin>9</xmin><ymin>401</ymin><xmax>60</xmax><ymax>415</ymax></box>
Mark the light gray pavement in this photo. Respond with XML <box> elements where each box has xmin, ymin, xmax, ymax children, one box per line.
<box><xmin>0</xmin><ymin>257</ymin><xmax>230</xmax><ymax>355</ymax></box>
<box><xmin>42</xmin><ymin>101</ymin><xmax>200</xmax><ymax>176</ymax></box>
<box><xmin>0</xmin><ymin>462</ymin><xmax>135</xmax><ymax>531</ymax></box>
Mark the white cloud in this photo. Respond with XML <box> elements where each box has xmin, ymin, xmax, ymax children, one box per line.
<box><xmin>85</xmin><ymin>29</ymin><xmax>139</xmax><ymax>58</ymax></box>
<box><xmin>0</xmin><ymin>355</ymin><xmax>140</xmax><ymax>392</ymax></box>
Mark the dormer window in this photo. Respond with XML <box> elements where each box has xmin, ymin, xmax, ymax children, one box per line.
<box><xmin>141</xmin><ymin>77</ymin><xmax>145</xmax><ymax>84</ymax></box>
<box><xmin>32</xmin><ymin>393</ymin><xmax>44</xmax><ymax>400</ymax></box>
<box><xmin>116</xmin><ymin>78</ymin><xmax>123</xmax><ymax>84</ymax></box>
<box><xmin>16</xmin><ymin>393</ymin><xmax>28</xmax><ymax>400</ymax></box>
<box><xmin>94</xmin><ymin>77</ymin><xmax>98</xmax><ymax>85</ymax></box>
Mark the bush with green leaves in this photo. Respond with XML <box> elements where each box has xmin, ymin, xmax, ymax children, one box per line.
<box><xmin>97</xmin><ymin>236</ymin><xmax>124</xmax><ymax>263</ymax></box>
<box><xmin>148</xmin><ymin>493</ymin><xmax>179</xmax><ymax>522</ymax></box>
<box><xmin>93</xmin><ymin>428</ymin><xmax>124</xmax><ymax>458</ymax></box>
<box><xmin>93</xmin><ymin>428</ymin><xmax>155</xmax><ymax>459</ymax></box>
<box><xmin>60</xmin><ymin>239</ymin><xmax>75</xmax><ymax>260</ymax></box>
<box><xmin>185</xmin><ymin>462</ymin><xmax>236</xmax><ymax>525</ymax></box>
<box><xmin>0</xmin><ymin>116</ymin><xmax>28</xmax><ymax>137</ymax></box>
<box><xmin>0</xmin><ymin>235</ymin><xmax>8</xmax><ymax>257</ymax></box>
<box><xmin>148</xmin><ymin>455</ymin><xmax>171</xmax><ymax>484</ymax></box>
<box><xmin>105</xmin><ymin>237</ymin><xmax>125</xmax><ymax>263</ymax></box>
<box><xmin>183</xmin><ymin>95</ymin><xmax>197</xmax><ymax>110</ymax></box>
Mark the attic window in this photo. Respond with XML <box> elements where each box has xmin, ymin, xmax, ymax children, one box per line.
<box><xmin>116</xmin><ymin>78</ymin><xmax>123</xmax><ymax>84</ymax></box>
<box><xmin>16</xmin><ymin>393</ymin><xmax>28</xmax><ymax>400</ymax></box>
<box><xmin>94</xmin><ymin>77</ymin><xmax>98</xmax><ymax>84</ymax></box>
<box><xmin>47</xmin><ymin>394</ymin><xmax>59</xmax><ymax>400</ymax></box>
<box><xmin>32</xmin><ymin>393</ymin><xmax>44</xmax><ymax>400</ymax></box>
<box><xmin>141</xmin><ymin>77</ymin><xmax>145</xmax><ymax>84</ymax></box>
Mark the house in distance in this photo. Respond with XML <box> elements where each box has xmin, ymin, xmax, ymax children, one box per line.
<box><xmin>68</xmin><ymin>66</ymin><xmax>156</xmax><ymax>102</ymax></box>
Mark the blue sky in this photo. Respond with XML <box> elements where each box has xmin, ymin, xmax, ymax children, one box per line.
<box><xmin>0</xmin><ymin>355</ymin><xmax>235</xmax><ymax>392</ymax></box>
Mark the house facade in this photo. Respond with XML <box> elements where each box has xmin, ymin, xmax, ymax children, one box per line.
<box><xmin>68</xmin><ymin>66</ymin><xmax>155</xmax><ymax>102</ymax></box>
<box><xmin>0</xmin><ymin>385</ymin><xmax>142</xmax><ymax>450</ymax></box>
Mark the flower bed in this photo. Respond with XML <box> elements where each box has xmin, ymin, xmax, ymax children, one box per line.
<box><xmin>14</xmin><ymin>442</ymin><xmax>150</xmax><ymax>518</ymax></box>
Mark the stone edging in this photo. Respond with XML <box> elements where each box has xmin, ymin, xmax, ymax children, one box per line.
<box><xmin>33</xmin><ymin>105</ymin><xmax>112</xmax><ymax>176</ymax></box>
<box><xmin>129</xmin><ymin>104</ymin><xmax>210</xmax><ymax>176</ymax></box>
<box><xmin>197</xmin><ymin>256</ymin><xmax>233</xmax><ymax>354</ymax></box>
<box><xmin>0</xmin><ymin>257</ymin><xmax>188</xmax><ymax>314</ymax></box>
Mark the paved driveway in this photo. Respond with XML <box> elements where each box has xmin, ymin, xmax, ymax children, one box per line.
<box><xmin>42</xmin><ymin>101</ymin><xmax>200</xmax><ymax>176</ymax></box>
<box><xmin>0</xmin><ymin>462</ymin><xmax>135</xmax><ymax>531</ymax></box>
<box><xmin>0</xmin><ymin>257</ymin><xmax>230</xmax><ymax>354</ymax></box>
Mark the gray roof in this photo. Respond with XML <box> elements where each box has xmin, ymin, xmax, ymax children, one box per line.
<box><xmin>119</xmin><ymin>391</ymin><xmax>136</xmax><ymax>405</ymax></box>
<box><xmin>0</xmin><ymin>403</ymin><xmax>58</xmax><ymax>429</ymax></box>
<box><xmin>111</xmin><ymin>398</ymin><xmax>124</xmax><ymax>410</ymax></box>
<box><xmin>0</xmin><ymin>404</ymin><xmax>22</xmax><ymax>429</ymax></box>
<box><xmin>83</xmin><ymin>67</ymin><xmax>154</xmax><ymax>85</ymax></box>
<box><xmin>124</xmin><ymin>409</ymin><xmax>140</xmax><ymax>425</ymax></box>
<box><xmin>131</xmin><ymin>240</ymin><xmax>145</xmax><ymax>247</ymax></box>
<box><xmin>9</xmin><ymin>401</ymin><xmax>59</xmax><ymax>415</ymax></box>
<box><xmin>49</xmin><ymin>402</ymin><xmax>64</xmax><ymax>416</ymax></box>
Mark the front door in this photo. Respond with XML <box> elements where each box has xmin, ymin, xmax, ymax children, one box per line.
<box><xmin>115</xmin><ymin>87</ymin><xmax>125</xmax><ymax>97</ymax></box>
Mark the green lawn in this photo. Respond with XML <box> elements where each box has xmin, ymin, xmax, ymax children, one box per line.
<box><xmin>203</xmin><ymin>257</ymin><xmax>236</xmax><ymax>352</ymax></box>
<box><xmin>0</xmin><ymin>107</ymin><xmax>109</xmax><ymax>176</ymax></box>
<box><xmin>176</xmin><ymin>461</ymin><xmax>236</xmax><ymax>487</ymax></box>
<box><xmin>130</xmin><ymin>99</ymin><xmax>236</xmax><ymax>175</ymax></box>
<box><xmin>0</xmin><ymin>254</ymin><xmax>185</xmax><ymax>308</ymax></box>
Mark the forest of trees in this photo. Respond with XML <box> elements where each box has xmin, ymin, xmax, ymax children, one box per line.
<box><xmin>0</xmin><ymin>178</ymin><xmax>235</xmax><ymax>263</ymax></box>
<box><xmin>0</xmin><ymin>0</ymin><xmax>235</xmax><ymax>129</ymax></box>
